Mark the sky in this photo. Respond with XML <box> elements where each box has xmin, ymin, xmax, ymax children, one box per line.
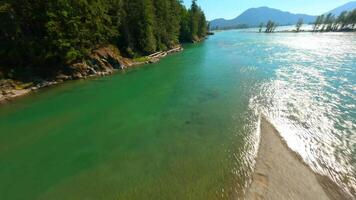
<box><xmin>182</xmin><ymin>0</ymin><xmax>354</xmax><ymax>20</ymax></box>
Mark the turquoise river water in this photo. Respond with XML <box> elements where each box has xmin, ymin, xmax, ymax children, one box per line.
<box><xmin>0</xmin><ymin>30</ymin><xmax>355</xmax><ymax>199</ymax></box>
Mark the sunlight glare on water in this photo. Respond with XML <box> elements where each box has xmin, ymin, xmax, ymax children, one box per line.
<box><xmin>249</xmin><ymin>32</ymin><xmax>356</xmax><ymax>195</ymax></box>
<box><xmin>0</xmin><ymin>30</ymin><xmax>355</xmax><ymax>199</ymax></box>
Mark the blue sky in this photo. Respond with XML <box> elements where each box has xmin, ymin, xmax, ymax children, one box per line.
<box><xmin>183</xmin><ymin>0</ymin><xmax>353</xmax><ymax>20</ymax></box>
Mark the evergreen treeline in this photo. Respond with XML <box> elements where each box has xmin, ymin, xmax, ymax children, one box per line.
<box><xmin>210</xmin><ymin>24</ymin><xmax>249</xmax><ymax>31</ymax></box>
<box><xmin>313</xmin><ymin>9</ymin><xmax>356</xmax><ymax>32</ymax></box>
<box><xmin>0</xmin><ymin>0</ymin><xmax>207</xmax><ymax>75</ymax></box>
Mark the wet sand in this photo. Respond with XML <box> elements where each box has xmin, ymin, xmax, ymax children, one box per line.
<box><xmin>246</xmin><ymin>116</ymin><xmax>352</xmax><ymax>200</ymax></box>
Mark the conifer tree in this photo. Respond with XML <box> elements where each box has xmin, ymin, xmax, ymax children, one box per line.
<box><xmin>0</xmin><ymin>0</ymin><xmax>209</xmax><ymax>76</ymax></box>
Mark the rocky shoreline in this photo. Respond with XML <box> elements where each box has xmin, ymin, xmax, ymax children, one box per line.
<box><xmin>0</xmin><ymin>45</ymin><xmax>183</xmax><ymax>103</ymax></box>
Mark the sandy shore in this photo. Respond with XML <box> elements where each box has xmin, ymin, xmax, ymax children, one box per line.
<box><xmin>246</xmin><ymin>116</ymin><xmax>352</xmax><ymax>200</ymax></box>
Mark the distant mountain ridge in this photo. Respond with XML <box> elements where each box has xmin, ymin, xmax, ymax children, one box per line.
<box><xmin>210</xmin><ymin>1</ymin><xmax>356</xmax><ymax>30</ymax></box>
<box><xmin>325</xmin><ymin>1</ymin><xmax>356</xmax><ymax>16</ymax></box>
<box><xmin>210</xmin><ymin>7</ymin><xmax>316</xmax><ymax>29</ymax></box>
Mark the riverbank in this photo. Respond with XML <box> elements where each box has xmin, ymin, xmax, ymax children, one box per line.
<box><xmin>0</xmin><ymin>45</ymin><xmax>183</xmax><ymax>103</ymax></box>
<box><xmin>246</xmin><ymin>116</ymin><xmax>352</xmax><ymax>200</ymax></box>
<box><xmin>278</xmin><ymin>30</ymin><xmax>356</xmax><ymax>33</ymax></box>
<box><xmin>264</xmin><ymin>29</ymin><xmax>356</xmax><ymax>33</ymax></box>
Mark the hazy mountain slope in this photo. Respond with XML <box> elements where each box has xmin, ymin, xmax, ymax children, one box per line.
<box><xmin>325</xmin><ymin>1</ymin><xmax>356</xmax><ymax>16</ymax></box>
<box><xmin>210</xmin><ymin>7</ymin><xmax>316</xmax><ymax>29</ymax></box>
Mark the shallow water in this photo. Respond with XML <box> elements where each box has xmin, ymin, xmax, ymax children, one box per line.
<box><xmin>0</xmin><ymin>30</ymin><xmax>355</xmax><ymax>199</ymax></box>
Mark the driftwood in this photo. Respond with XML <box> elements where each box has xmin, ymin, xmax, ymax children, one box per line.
<box><xmin>148</xmin><ymin>46</ymin><xmax>183</xmax><ymax>59</ymax></box>
<box><xmin>0</xmin><ymin>46</ymin><xmax>184</xmax><ymax>103</ymax></box>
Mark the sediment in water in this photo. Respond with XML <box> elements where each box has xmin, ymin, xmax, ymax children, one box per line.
<box><xmin>246</xmin><ymin>116</ymin><xmax>352</xmax><ymax>200</ymax></box>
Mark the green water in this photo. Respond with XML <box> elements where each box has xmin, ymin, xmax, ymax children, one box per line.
<box><xmin>0</xmin><ymin>42</ymin><xmax>258</xmax><ymax>199</ymax></box>
<box><xmin>0</xmin><ymin>30</ymin><xmax>355</xmax><ymax>199</ymax></box>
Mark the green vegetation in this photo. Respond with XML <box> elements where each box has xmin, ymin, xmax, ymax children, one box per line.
<box><xmin>0</xmin><ymin>0</ymin><xmax>207</xmax><ymax>78</ymax></box>
<box><xmin>265</xmin><ymin>20</ymin><xmax>278</xmax><ymax>33</ymax></box>
<box><xmin>132</xmin><ymin>56</ymin><xmax>150</xmax><ymax>63</ymax></box>
<box><xmin>313</xmin><ymin>9</ymin><xmax>356</xmax><ymax>32</ymax></box>
<box><xmin>210</xmin><ymin>24</ymin><xmax>249</xmax><ymax>31</ymax></box>
<box><xmin>259</xmin><ymin>23</ymin><xmax>264</xmax><ymax>33</ymax></box>
<box><xmin>295</xmin><ymin>18</ymin><xmax>303</xmax><ymax>32</ymax></box>
<box><xmin>257</xmin><ymin>20</ymin><xmax>278</xmax><ymax>33</ymax></box>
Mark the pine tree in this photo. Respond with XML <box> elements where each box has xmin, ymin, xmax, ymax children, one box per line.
<box><xmin>179</xmin><ymin>8</ymin><xmax>191</xmax><ymax>42</ymax></box>
<box><xmin>123</xmin><ymin>0</ymin><xmax>156</xmax><ymax>55</ymax></box>
<box><xmin>197</xmin><ymin>12</ymin><xmax>207</xmax><ymax>37</ymax></box>
<box><xmin>166</xmin><ymin>0</ymin><xmax>183</xmax><ymax>46</ymax></box>
<box><xmin>0</xmin><ymin>0</ymin><xmax>208</xmax><ymax>76</ymax></box>
<box><xmin>189</xmin><ymin>0</ymin><xmax>199</xmax><ymax>41</ymax></box>
<box><xmin>153</xmin><ymin>0</ymin><xmax>170</xmax><ymax>50</ymax></box>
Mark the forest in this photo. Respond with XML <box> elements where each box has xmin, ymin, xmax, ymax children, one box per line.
<box><xmin>0</xmin><ymin>0</ymin><xmax>207</xmax><ymax>78</ymax></box>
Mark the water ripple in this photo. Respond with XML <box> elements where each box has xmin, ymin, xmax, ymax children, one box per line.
<box><xmin>249</xmin><ymin>32</ymin><xmax>356</xmax><ymax>196</ymax></box>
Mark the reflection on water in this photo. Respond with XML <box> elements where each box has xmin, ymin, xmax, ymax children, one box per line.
<box><xmin>0</xmin><ymin>30</ymin><xmax>355</xmax><ymax>199</ymax></box>
<box><xmin>249</xmin><ymin>32</ymin><xmax>356</xmax><ymax>195</ymax></box>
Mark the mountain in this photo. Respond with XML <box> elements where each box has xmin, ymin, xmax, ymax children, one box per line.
<box><xmin>210</xmin><ymin>7</ymin><xmax>316</xmax><ymax>29</ymax></box>
<box><xmin>325</xmin><ymin>1</ymin><xmax>356</xmax><ymax>16</ymax></box>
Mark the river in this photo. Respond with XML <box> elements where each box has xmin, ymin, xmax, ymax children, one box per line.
<box><xmin>0</xmin><ymin>30</ymin><xmax>355</xmax><ymax>199</ymax></box>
